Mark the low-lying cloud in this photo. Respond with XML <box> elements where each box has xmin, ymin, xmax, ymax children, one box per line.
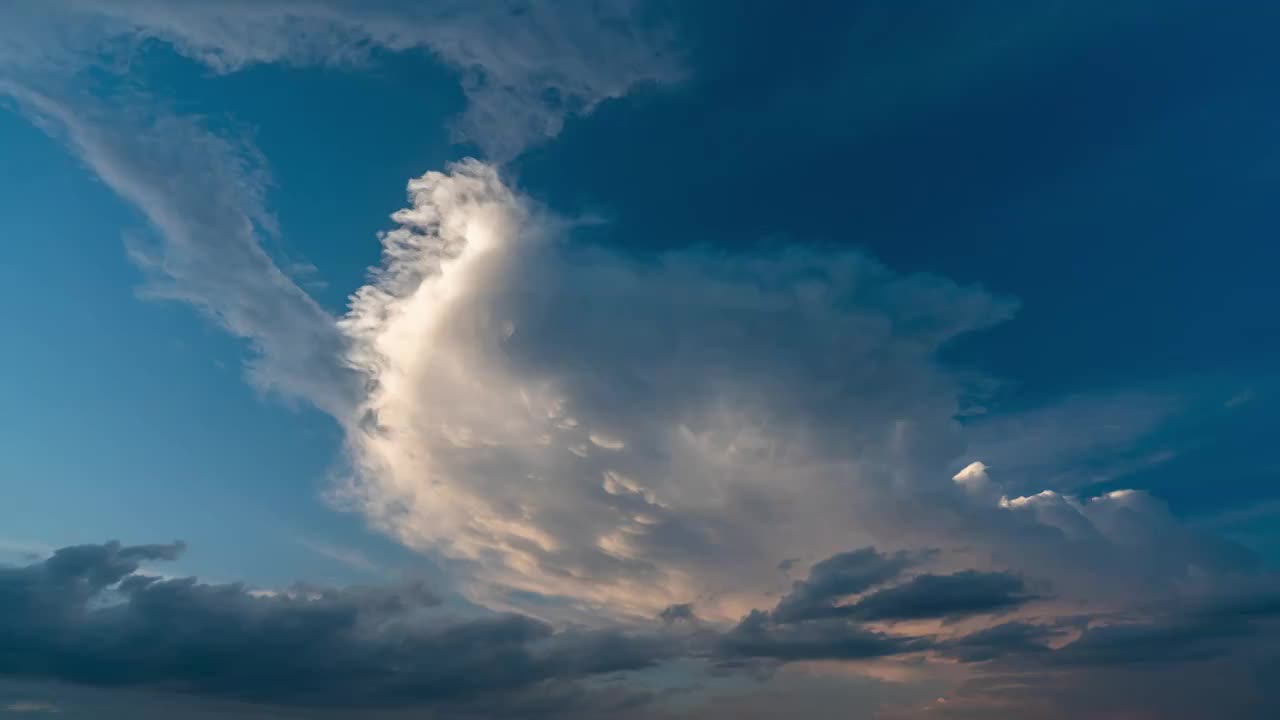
<box><xmin>0</xmin><ymin>541</ymin><xmax>674</xmax><ymax>711</ymax></box>
<box><xmin>7</xmin><ymin>539</ymin><xmax>1279</xmax><ymax>718</ymax></box>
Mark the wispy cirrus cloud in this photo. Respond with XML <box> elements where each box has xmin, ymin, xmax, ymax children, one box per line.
<box><xmin>1</xmin><ymin>83</ymin><xmax>359</xmax><ymax>416</ymax></box>
<box><xmin>0</xmin><ymin>0</ymin><xmax>680</xmax><ymax>412</ymax></box>
<box><xmin>2</xmin><ymin>701</ymin><xmax>58</xmax><ymax>714</ymax></box>
<box><xmin>10</xmin><ymin>0</ymin><xmax>682</xmax><ymax>161</ymax></box>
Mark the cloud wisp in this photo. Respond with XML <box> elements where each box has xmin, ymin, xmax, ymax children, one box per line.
<box><xmin>11</xmin><ymin>0</ymin><xmax>681</xmax><ymax>162</ymax></box>
<box><xmin>0</xmin><ymin>0</ymin><xmax>680</xmax><ymax>413</ymax></box>
<box><xmin>1</xmin><ymin>83</ymin><xmax>360</xmax><ymax>416</ymax></box>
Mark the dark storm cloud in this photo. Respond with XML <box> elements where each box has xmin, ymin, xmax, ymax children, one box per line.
<box><xmin>1048</xmin><ymin>618</ymin><xmax>1249</xmax><ymax>667</ymax></box>
<box><xmin>770</xmin><ymin>547</ymin><xmax>926</xmax><ymax>623</ymax></box>
<box><xmin>923</xmin><ymin>617</ymin><xmax>1280</xmax><ymax>720</ymax></box>
<box><xmin>847</xmin><ymin>570</ymin><xmax>1038</xmax><ymax>622</ymax></box>
<box><xmin>0</xmin><ymin>542</ymin><xmax>673</xmax><ymax>709</ymax></box>
<box><xmin>771</xmin><ymin>550</ymin><xmax>1035</xmax><ymax>626</ymax></box>
<box><xmin>9</xmin><ymin>541</ymin><xmax>1280</xmax><ymax>717</ymax></box>
<box><xmin>718</xmin><ymin>611</ymin><xmax>924</xmax><ymax>663</ymax></box>
<box><xmin>1024</xmin><ymin>578</ymin><xmax>1280</xmax><ymax>670</ymax></box>
<box><xmin>936</xmin><ymin>622</ymin><xmax>1060</xmax><ymax>663</ymax></box>
<box><xmin>0</xmin><ymin>541</ymin><xmax>1046</xmax><ymax>706</ymax></box>
<box><xmin>915</xmin><ymin>584</ymin><xmax>1280</xmax><ymax>719</ymax></box>
<box><xmin>658</xmin><ymin>603</ymin><xmax>697</xmax><ymax>625</ymax></box>
<box><xmin>716</xmin><ymin>551</ymin><xmax>1039</xmax><ymax>663</ymax></box>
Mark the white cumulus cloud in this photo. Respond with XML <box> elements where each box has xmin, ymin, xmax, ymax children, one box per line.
<box><xmin>335</xmin><ymin>160</ymin><xmax>1020</xmax><ymax>621</ymax></box>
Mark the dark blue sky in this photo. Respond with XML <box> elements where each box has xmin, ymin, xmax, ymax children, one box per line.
<box><xmin>514</xmin><ymin>0</ymin><xmax>1280</xmax><ymax>523</ymax></box>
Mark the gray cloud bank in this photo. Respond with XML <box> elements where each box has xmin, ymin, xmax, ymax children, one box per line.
<box><xmin>0</xmin><ymin>542</ymin><xmax>672</xmax><ymax>713</ymax></box>
<box><xmin>5</xmin><ymin>539</ymin><xmax>1280</xmax><ymax>718</ymax></box>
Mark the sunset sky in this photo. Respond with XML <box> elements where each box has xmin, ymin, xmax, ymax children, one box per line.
<box><xmin>3</xmin><ymin>2</ymin><xmax>1280</xmax><ymax>718</ymax></box>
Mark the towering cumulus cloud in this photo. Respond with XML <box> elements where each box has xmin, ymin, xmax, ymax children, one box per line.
<box><xmin>336</xmin><ymin>160</ymin><xmax>1018</xmax><ymax>620</ymax></box>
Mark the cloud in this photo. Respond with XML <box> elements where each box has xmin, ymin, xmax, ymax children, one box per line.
<box><xmin>335</xmin><ymin>159</ymin><xmax>1019</xmax><ymax>620</ymax></box>
<box><xmin>959</xmin><ymin>391</ymin><xmax>1181</xmax><ymax>495</ymax></box>
<box><xmin>2</xmin><ymin>701</ymin><xmax>58</xmax><ymax>714</ymax></box>
<box><xmin>8</xmin><ymin>0</ymin><xmax>681</xmax><ymax>161</ymax></box>
<box><xmin>0</xmin><ymin>84</ymin><xmax>360</xmax><ymax>416</ymax></box>
<box><xmin>713</xmin><ymin>556</ymin><xmax>1036</xmax><ymax>664</ymax></box>
<box><xmin>936</xmin><ymin>622</ymin><xmax>1060</xmax><ymax>663</ymax></box>
<box><xmin>916</xmin><ymin>616</ymin><xmax>1280</xmax><ymax>720</ymax></box>
<box><xmin>951</xmin><ymin>461</ymin><xmax>990</xmax><ymax>492</ymax></box>
<box><xmin>5</xmin><ymin>4</ymin><xmax>1279</xmax><ymax>716</ymax></box>
<box><xmin>658</xmin><ymin>603</ymin><xmax>696</xmax><ymax>626</ymax></box>
<box><xmin>294</xmin><ymin>538</ymin><xmax>381</xmax><ymax>575</ymax></box>
<box><xmin>5</xmin><ymin>539</ymin><xmax>1280</xmax><ymax>718</ymax></box>
<box><xmin>847</xmin><ymin>570</ymin><xmax>1037</xmax><ymax>622</ymax></box>
<box><xmin>889</xmin><ymin>574</ymin><xmax>1280</xmax><ymax>719</ymax></box>
<box><xmin>0</xmin><ymin>542</ymin><xmax>676</xmax><ymax>711</ymax></box>
<box><xmin>770</xmin><ymin>548</ymin><xmax>926</xmax><ymax>623</ymax></box>
<box><xmin>0</xmin><ymin>0</ymin><xmax>679</xmax><ymax>415</ymax></box>
<box><xmin>328</xmin><ymin>157</ymin><xmax>1274</xmax><ymax>629</ymax></box>
<box><xmin>717</xmin><ymin>611</ymin><xmax>923</xmax><ymax>663</ymax></box>
<box><xmin>329</xmin><ymin>158</ymin><xmax>1275</xmax><ymax>639</ymax></box>
<box><xmin>708</xmin><ymin>526</ymin><xmax>1280</xmax><ymax>674</ymax></box>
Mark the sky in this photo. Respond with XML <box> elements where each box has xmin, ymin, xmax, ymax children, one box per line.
<box><xmin>1</xmin><ymin>1</ymin><xmax>1280</xmax><ymax>718</ymax></box>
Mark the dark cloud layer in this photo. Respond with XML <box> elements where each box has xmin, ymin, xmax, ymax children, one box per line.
<box><xmin>0</xmin><ymin>542</ymin><xmax>671</xmax><ymax>711</ymax></box>
<box><xmin>770</xmin><ymin>549</ymin><xmax>1034</xmax><ymax>625</ymax></box>
<box><xmin>770</xmin><ymin>548</ymin><xmax>924</xmax><ymax>623</ymax></box>
<box><xmin>915</xmin><ymin>580</ymin><xmax>1280</xmax><ymax>719</ymax></box>
<box><xmin>5</xmin><ymin>541</ymin><xmax>1280</xmax><ymax>718</ymax></box>
<box><xmin>718</xmin><ymin>611</ymin><xmax>924</xmax><ymax>663</ymax></box>
<box><xmin>936</xmin><ymin>622</ymin><xmax>1060</xmax><ymax>664</ymax></box>
<box><xmin>848</xmin><ymin>570</ymin><xmax>1036</xmax><ymax>622</ymax></box>
<box><xmin>720</xmin><ymin>554</ymin><xmax>1038</xmax><ymax>663</ymax></box>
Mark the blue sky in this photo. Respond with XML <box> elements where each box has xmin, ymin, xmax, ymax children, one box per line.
<box><xmin>2</xmin><ymin>2</ymin><xmax>1280</xmax><ymax>718</ymax></box>
<box><xmin>0</xmin><ymin>88</ymin><xmax>410</xmax><ymax>588</ymax></box>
